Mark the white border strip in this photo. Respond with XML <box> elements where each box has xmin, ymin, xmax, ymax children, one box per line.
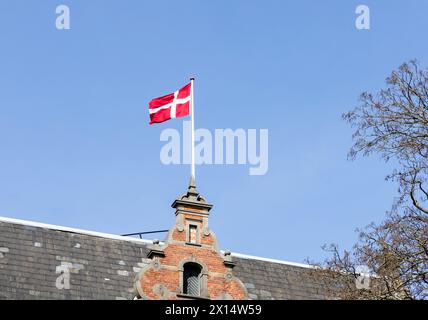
<box><xmin>0</xmin><ymin>216</ymin><xmax>313</xmax><ymax>268</ymax></box>
<box><xmin>229</xmin><ymin>252</ymin><xmax>313</xmax><ymax>269</ymax></box>
<box><xmin>0</xmin><ymin>216</ymin><xmax>153</xmax><ymax>245</ymax></box>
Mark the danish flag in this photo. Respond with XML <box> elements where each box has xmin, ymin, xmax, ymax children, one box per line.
<box><xmin>148</xmin><ymin>82</ymin><xmax>192</xmax><ymax>125</ymax></box>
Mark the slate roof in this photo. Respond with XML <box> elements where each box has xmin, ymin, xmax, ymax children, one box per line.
<box><xmin>0</xmin><ymin>216</ymin><xmax>328</xmax><ymax>300</ymax></box>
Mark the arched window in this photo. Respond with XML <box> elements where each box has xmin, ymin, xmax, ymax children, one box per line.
<box><xmin>183</xmin><ymin>262</ymin><xmax>202</xmax><ymax>296</ymax></box>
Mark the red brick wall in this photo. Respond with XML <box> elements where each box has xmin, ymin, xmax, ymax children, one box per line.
<box><xmin>135</xmin><ymin>210</ymin><xmax>248</xmax><ymax>300</ymax></box>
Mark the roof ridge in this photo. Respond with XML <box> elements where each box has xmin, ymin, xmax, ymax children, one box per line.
<box><xmin>0</xmin><ymin>216</ymin><xmax>153</xmax><ymax>245</ymax></box>
<box><xmin>0</xmin><ymin>215</ymin><xmax>313</xmax><ymax>269</ymax></box>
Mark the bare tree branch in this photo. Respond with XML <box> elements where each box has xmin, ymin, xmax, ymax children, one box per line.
<box><xmin>311</xmin><ymin>61</ymin><xmax>428</xmax><ymax>300</ymax></box>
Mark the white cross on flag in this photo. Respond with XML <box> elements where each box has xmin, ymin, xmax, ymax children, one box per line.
<box><xmin>148</xmin><ymin>82</ymin><xmax>192</xmax><ymax>125</ymax></box>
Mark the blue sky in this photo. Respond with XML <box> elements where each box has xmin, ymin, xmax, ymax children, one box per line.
<box><xmin>0</xmin><ymin>0</ymin><xmax>427</xmax><ymax>263</ymax></box>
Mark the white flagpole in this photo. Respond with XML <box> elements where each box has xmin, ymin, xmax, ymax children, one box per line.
<box><xmin>190</xmin><ymin>77</ymin><xmax>196</xmax><ymax>181</ymax></box>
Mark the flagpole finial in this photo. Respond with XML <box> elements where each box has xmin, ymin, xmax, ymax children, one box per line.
<box><xmin>190</xmin><ymin>77</ymin><xmax>195</xmax><ymax>81</ymax></box>
<box><xmin>189</xmin><ymin>174</ymin><xmax>196</xmax><ymax>189</ymax></box>
<box><xmin>187</xmin><ymin>174</ymin><xmax>198</xmax><ymax>197</ymax></box>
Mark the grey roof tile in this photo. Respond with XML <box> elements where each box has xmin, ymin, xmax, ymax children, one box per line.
<box><xmin>0</xmin><ymin>219</ymin><xmax>329</xmax><ymax>300</ymax></box>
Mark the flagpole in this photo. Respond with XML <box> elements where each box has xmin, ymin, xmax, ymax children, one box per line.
<box><xmin>190</xmin><ymin>77</ymin><xmax>196</xmax><ymax>182</ymax></box>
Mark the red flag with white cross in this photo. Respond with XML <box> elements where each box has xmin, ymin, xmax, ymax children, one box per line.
<box><xmin>148</xmin><ymin>82</ymin><xmax>192</xmax><ymax>125</ymax></box>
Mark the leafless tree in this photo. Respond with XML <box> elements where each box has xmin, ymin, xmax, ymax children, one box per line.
<box><xmin>310</xmin><ymin>61</ymin><xmax>428</xmax><ymax>300</ymax></box>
